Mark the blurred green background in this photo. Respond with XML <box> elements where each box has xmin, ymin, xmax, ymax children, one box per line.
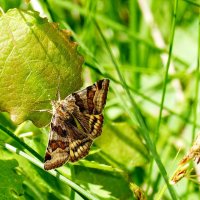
<box><xmin>0</xmin><ymin>0</ymin><xmax>199</xmax><ymax>199</ymax></box>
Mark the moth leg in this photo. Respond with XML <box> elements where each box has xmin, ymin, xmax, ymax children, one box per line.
<box><xmin>31</xmin><ymin>109</ymin><xmax>52</xmax><ymax>114</ymax></box>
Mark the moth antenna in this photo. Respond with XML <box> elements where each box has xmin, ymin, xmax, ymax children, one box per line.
<box><xmin>33</xmin><ymin>100</ymin><xmax>51</xmax><ymax>104</ymax></box>
<box><xmin>56</xmin><ymin>74</ymin><xmax>61</xmax><ymax>101</ymax></box>
<box><xmin>31</xmin><ymin>109</ymin><xmax>52</xmax><ymax>114</ymax></box>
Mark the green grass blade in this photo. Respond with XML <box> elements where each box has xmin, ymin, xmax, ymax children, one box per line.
<box><xmin>3</xmin><ymin>143</ymin><xmax>100</xmax><ymax>200</ymax></box>
<box><xmin>93</xmin><ymin>18</ymin><xmax>178</xmax><ymax>200</ymax></box>
<box><xmin>0</xmin><ymin>123</ymin><xmax>43</xmax><ymax>162</ymax></box>
<box><xmin>192</xmin><ymin>9</ymin><xmax>200</xmax><ymax>141</ymax></box>
<box><xmin>0</xmin><ymin>125</ymin><xmax>99</xmax><ymax>199</ymax></box>
<box><xmin>155</xmin><ymin>0</ymin><xmax>179</xmax><ymax>143</ymax></box>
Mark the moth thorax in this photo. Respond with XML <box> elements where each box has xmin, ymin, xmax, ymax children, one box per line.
<box><xmin>51</xmin><ymin>100</ymin><xmax>66</xmax><ymax>116</ymax></box>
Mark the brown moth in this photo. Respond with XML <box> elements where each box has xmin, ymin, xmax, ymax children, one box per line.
<box><xmin>44</xmin><ymin>79</ymin><xmax>109</xmax><ymax>170</ymax></box>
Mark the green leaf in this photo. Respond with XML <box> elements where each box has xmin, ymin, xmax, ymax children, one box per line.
<box><xmin>0</xmin><ymin>0</ymin><xmax>21</xmax><ymax>12</ymax></box>
<box><xmin>96</xmin><ymin>122</ymin><xmax>149</xmax><ymax>170</ymax></box>
<box><xmin>0</xmin><ymin>159</ymin><xmax>24</xmax><ymax>199</ymax></box>
<box><xmin>0</xmin><ymin>145</ymin><xmax>71</xmax><ymax>200</ymax></box>
<box><xmin>0</xmin><ymin>8</ymin><xmax>83</xmax><ymax>127</ymax></box>
<box><xmin>74</xmin><ymin>166</ymin><xmax>132</xmax><ymax>200</ymax></box>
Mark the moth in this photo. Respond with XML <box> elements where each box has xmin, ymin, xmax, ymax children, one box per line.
<box><xmin>44</xmin><ymin>79</ymin><xmax>109</xmax><ymax>170</ymax></box>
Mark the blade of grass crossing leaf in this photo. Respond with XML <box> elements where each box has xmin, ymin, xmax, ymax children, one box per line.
<box><xmin>0</xmin><ymin>123</ymin><xmax>43</xmax><ymax>162</ymax></box>
<box><xmin>0</xmin><ymin>125</ymin><xmax>99</xmax><ymax>199</ymax></box>
<box><xmin>93</xmin><ymin>19</ymin><xmax>178</xmax><ymax>200</ymax></box>
<box><xmin>4</xmin><ymin>143</ymin><xmax>100</xmax><ymax>200</ymax></box>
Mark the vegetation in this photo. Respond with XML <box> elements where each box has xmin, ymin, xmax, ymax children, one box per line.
<box><xmin>0</xmin><ymin>0</ymin><xmax>199</xmax><ymax>199</ymax></box>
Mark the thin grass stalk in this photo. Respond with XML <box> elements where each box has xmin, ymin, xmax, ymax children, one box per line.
<box><xmin>3</xmin><ymin>143</ymin><xmax>99</xmax><ymax>200</ymax></box>
<box><xmin>93</xmin><ymin>19</ymin><xmax>178</xmax><ymax>200</ymax></box>
<box><xmin>0</xmin><ymin>123</ymin><xmax>43</xmax><ymax>162</ymax></box>
<box><xmin>129</xmin><ymin>0</ymin><xmax>140</xmax><ymax>89</ymax></box>
<box><xmin>192</xmin><ymin>8</ymin><xmax>200</xmax><ymax>141</ymax></box>
<box><xmin>47</xmin><ymin>1</ymin><xmax>200</xmax><ymax>132</ymax></box>
<box><xmin>85</xmin><ymin>61</ymin><xmax>200</xmax><ymax>129</ymax></box>
<box><xmin>147</xmin><ymin>0</ymin><xmax>179</xmax><ymax>198</ymax></box>
<box><xmin>54</xmin><ymin>0</ymin><xmax>158</xmax><ymax>50</ymax></box>
<box><xmin>154</xmin><ymin>0</ymin><xmax>179</xmax><ymax>143</ymax></box>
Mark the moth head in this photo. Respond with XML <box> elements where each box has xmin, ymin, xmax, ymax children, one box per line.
<box><xmin>51</xmin><ymin>100</ymin><xmax>66</xmax><ymax>115</ymax></box>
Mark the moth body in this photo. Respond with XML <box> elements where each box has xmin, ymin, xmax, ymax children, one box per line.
<box><xmin>44</xmin><ymin>79</ymin><xmax>109</xmax><ymax>170</ymax></box>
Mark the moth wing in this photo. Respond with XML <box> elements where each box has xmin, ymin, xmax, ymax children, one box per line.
<box><xmin>72</xmin><ymin>111</ymin><xmax>104</xmax><ymax>139</ymax></box>
<box><xmin>68</xmin><ymin>79</ymin><xmax>109</xmax><ymax>138</ymax></box>
<box><xmin>67</xmin><ymin>124</ymin><xmax>93</xmax><ymax>162</ymax></box>
<box><xmin>44</xmin><ymin>115</ymin><xmax>93</xmax><ymax>169</ymax></box>
<box><xmin>70</xmin><ymin>79</ymin><xmax>109</xmax><ymax>115</ymax></box>
<box><xmin>44</xmin><ymin>116</ymin><xmax>70</xmax><ymax>170</ymax></box>
<box><xmin>44</xmin><ymin>79</ymin><xmax>109</xmax><ymax>169</ymax></box>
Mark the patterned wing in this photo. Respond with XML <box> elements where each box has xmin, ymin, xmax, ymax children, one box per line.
<box><xmin>70</xmin><ymin>79</ymin><xmax>109</xmax><ymax>115</ymax></box>
<box><xmin>66</xmin><ymin>123</ymin><xmax>93</xmax><ymax>162</ymax></box>
<box><xmin>44</xmin><ymin>114</ymin><xmax>93</xmax><ymax>170</ymax></box>
<box><xmin>69</xmin><ymin>79</ymin><xmax>109</xmax><ymax>138</ymax></box>
<box><xmin>44</xmin><ymin>115</ymin><xmax>70</xmax><ymax>170</ymax></box>
<box><xmin>72</xmin><ymin>111</ymin><xmax>104</xmax><ymax>139</ymax></box>
<box><xmin>44</xmin><ymin>79</ymin><xmax>109</xmax><ymax>170</ymax></box>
